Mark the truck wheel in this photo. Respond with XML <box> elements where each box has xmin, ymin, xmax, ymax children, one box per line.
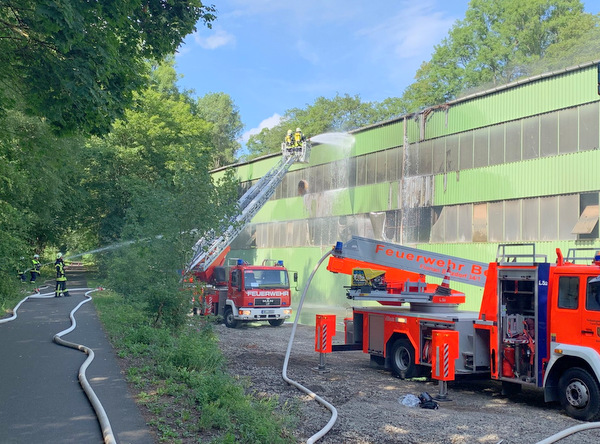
<box><xmin>268</xmin><ymin>319</ymin><xmax>285</xmax><ymax>327</ymax></box>
<box><xmin>390</xmin><ymin>338</ymin><xmax>417</xmax><ymax>379</ymax></box>
<box><xmin>558</xmin><ymin>367</ymin><xmax>600</xmax><ymax>421</ymax></box>
<box><xmin>224</xmin><ymin>308</ymin><xmax>239</xmax><ymax>329</ymax></box>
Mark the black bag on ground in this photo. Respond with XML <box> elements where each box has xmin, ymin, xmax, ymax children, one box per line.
<box><xmin>418</xmin><ymin>392</ymin><xmax>439</xmax><ymax>409</ymax></box>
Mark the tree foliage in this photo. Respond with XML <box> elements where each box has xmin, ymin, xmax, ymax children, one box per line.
<box><xmin>195</xmin><ymin>92</ymin><xmax>244</xmax><ymax>169</ymax></box>
<box><xmin>401</xmin><ymin>0</ymin><xmax>596</xmax><ymax>110</ymax></box>
<box><xmin>0</xmin><ymin>0</ymin><xmax>216</xmax><ymax>135</ymax></box>
<box><xmin>85</xmin><ymin>63</ymin><xmax>239</xmax><ymax>328</ymax></box>
<box><xmin>245</xmin><ymin>93</ymin><xmax>402</xmax><ymax>159</ymax></box>
<box><xmin>0</xmin><ymin>0</ymin><xmax>243</xmax><ymax>327</ymax></box>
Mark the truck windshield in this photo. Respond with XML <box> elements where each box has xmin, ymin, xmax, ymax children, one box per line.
<box><xmin>244</xmin><ymin>270</ymin><xmax>289</xmax><ymax>289</ymax></box>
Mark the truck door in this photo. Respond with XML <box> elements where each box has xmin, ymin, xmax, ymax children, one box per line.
<box><xmin>582</xmin><ymin>276</ymin><xmax>600</xmax><ymax>350</ymax></box>
<box><xmin>229</xmin><ymin>269</ymin><xmax>243</xmax><ymax>305</ymax></box>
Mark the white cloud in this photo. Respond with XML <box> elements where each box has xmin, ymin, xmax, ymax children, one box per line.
<box><xmin>194</xmin><ymin>29</ymin><xmax>236</xmax><ymax>50</ymax></box>
<box><xmin>241</xmin><ymin>113</ymin><xmax>283</xmax><ymax>143</ymax></box>
<box><xmin>356</xmin><ymin>3</ymin><xmax>456</xmax><ymax>61</ymax></box>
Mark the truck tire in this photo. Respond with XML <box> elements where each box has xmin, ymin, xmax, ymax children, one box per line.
<box><xmin>390</xmin><ymin>338</ymin><xmax>417</xmax><ymax>379</ymax></box>
<box><xmin>268</xmin><ymin>319</ymin><xmax>285</xmax><ymax>327</ymax></box>
<box><xmin>558</xmin><ymin>367</ymin><xmax>600</xmax><ymax>421</ymax></box>
<box><xmin>224</xmin><ymin>307</ymin><xmax>239</xmax><ymax>329</ymax></box>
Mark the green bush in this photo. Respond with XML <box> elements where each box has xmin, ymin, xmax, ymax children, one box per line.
<box><xmin>93</xmin><ymin>290</ymin><xmax>296</xmax><ymax>443</ymax></box>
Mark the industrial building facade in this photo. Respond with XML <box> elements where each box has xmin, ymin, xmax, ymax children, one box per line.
<box><xmin>217</xmin><ymin>61</ymin><xmax>600</xmax><ymax>312</ymax></box>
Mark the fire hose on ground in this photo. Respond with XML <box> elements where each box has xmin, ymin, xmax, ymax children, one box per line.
<box><xmin>534</xmin><ymin>421</ymin><xmax>600</xmax><ymax>443</ymax></box>
<box><xmin>282</xmin><ymin>247</ymin><xmax>338</xmax><ymax>444</ymax></box>
<box><xmin>1</xmin><ymin>287</ymin><xmax>117</xmax><ymax>444</ymax></box>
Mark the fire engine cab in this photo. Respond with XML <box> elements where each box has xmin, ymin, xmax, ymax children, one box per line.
<box><xmin>328</xmin><ymin>236</ymin><xmax>600</xmax><ymax>421</ymax></box>
<box><xmin>199</xmin><ymin>258</ymin><xmax>294</xmax><ymax>328</ymax></box>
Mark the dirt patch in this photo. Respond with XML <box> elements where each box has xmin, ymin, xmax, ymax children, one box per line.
<box><xmin>216</xmin><ymin>321</ymin><xmax>599</xmax><ymax>444</ymax></box>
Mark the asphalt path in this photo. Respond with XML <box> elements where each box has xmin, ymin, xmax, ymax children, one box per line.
<box><xmin>0</xmin><ymin>269</ymin><xmax>154</xmax><ymax>444</ymax></box>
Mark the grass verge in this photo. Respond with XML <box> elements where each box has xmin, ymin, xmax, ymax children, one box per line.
<box><xmin>92</xmin><ymin>288</ymin><xmax>298</xmax><ymax>444</ymax></box>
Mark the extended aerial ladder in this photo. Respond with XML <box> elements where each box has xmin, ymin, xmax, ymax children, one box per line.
<box><xmin>185</xmin><ymin>141</ymin><xmax>311</xmax><ymax>280</ymax></box>
<box><xmin>328</xmin><ymin>236</ymin><xmax>488</xmax><ymax>307</ymax></box>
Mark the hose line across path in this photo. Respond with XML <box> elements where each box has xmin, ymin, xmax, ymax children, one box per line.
<box><xmin>0</xmin><ymin>270</ymin><xmax>153</xmax><ymax>444</ymax></box>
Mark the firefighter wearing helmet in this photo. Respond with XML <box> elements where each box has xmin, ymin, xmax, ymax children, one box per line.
<box><xmin>54</xmin><ymin>253</ymin><xmax>70</xmax><ymax>297</ymax></box>
<box><xmin>30</xmin><ymin>254</ymin><xmax>41</xmax><ymax>283</ymax></box>
<box><xmin>284</xmin><ymin>129</ymin><xmax>293</xmax><ymax>147</ymax></box>
<box><xmin>293</xmin><ymin>127</ymin><xmax>305</xmax><ymax>148</ymax></box>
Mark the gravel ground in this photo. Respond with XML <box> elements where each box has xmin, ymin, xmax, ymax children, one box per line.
<box><xmin>215</xmin><ymin>320</ymin><xmax>600</xmax><ymax>444</ymax></box>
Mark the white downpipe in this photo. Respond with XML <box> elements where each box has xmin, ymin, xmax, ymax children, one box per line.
<box><xmin>282</xmin><ymin>248</ymin><xmax>338</xmax><ymax>444</ymax></box>
<box><xmin>2</xmin><ymin>288</ymin><xmax>117</xmax><ymax>444</ymax></box>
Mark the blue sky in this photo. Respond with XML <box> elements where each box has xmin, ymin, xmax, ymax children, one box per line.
<box><xmin>175</xmin><ymin>0</ymin><xmax>600</xmax><ymax>146</ymax></box>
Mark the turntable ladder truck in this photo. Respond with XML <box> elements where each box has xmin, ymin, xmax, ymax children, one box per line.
<box><xmin>184</xmin><ymin>142</ymin><xmax>310</xmax><ymax>328</ymax></box>
<box><xmin>328</xmin><ymin>236</ymin><xmax>600</xmax><ymax>420</ymax></box>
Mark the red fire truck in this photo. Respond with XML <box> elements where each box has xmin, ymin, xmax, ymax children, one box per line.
<box><xmin>185</xmin><ymin>141</ymin><xmax>310</xmax><ymax>328</ymax></box>
<box><xmin>194</xmin><ymin>253</ymin><xmax>295</xmax><ymax>328</ymax></box>
<box><xmin>328</xmin><ymin>236</ymin><xmax>600</xmax><ymax>421</ymax></box>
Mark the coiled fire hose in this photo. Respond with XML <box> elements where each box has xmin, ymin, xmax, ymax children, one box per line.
<box><xmin>1</xmin><ymin>288</ymin><xmax>117</xmax><ymax>444</ymax></box>
<box><xmin>282</xmin><ymin>248</ymin><xmax>338</xmax><ymax>444</ymax></box>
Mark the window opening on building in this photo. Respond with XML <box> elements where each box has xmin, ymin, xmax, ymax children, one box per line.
<box><xmin>298</xmin><ymin>179</ymin><xmax>308</xmax><ymax>195</ymax></box>
<box><xmin>572</xmin><ymin>205</ymin><xmax>599</xmax><ymax>235</ymax></box>
<box><xmin>573</xmin><ymin>192</ymin><xmax>599</xmax><ymax>239</ymax></box>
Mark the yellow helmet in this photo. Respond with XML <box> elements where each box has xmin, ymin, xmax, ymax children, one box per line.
<box><xmin>287</xmin><ymin>129</ymin><xmax>292</xmax><ymax>135</ymax></box>
<box><xmin>56</xmin><ymin>253</ymin><xmax>63</xmax><ymax>259</ymax></box>
<box><xmin>296</xmin><ymin>128</ymin><xmax>301</xmax><ymax>132</ymax></box>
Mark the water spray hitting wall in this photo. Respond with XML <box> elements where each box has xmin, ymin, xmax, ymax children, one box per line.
<box><xmin>309</xmin><ymin>132</ymin><xmax>355</xmax><ymax>152</ymax></box>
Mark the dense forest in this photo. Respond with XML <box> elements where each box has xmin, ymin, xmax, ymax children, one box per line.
<box><xmin>1</xmin><ymin>0</ymin><xmax>599</xmax><ymax>324</ymax></box>
<box><xmin>0</xmin><ymin>0</ymin><xmax>239</xmax><ymax>323</ymax></box>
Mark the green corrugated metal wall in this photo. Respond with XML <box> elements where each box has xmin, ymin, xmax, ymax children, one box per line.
<box><xmin>349</xmin><ymin>62</ymin><xmax>599</xmax><ymax>150</ymax></box>
<box><xmin>425</xmin><ymin>68</ymin><xmax>598</xmax><ymax>138</ymax></box>
<box><xmin>434</xmin><ymin>150</ymin><xmax>600</xmax><ymax>205</ymax></box>
<box><xmin>252</xmin><ymin>182</ymin><xmax>396</xmax><ymax>223</ymax></box>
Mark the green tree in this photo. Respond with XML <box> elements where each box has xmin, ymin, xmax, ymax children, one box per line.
<box><xmin>0</xmin><ymin>109</ymin><xmax>86</xmax><ymax>255</ymax></box>
<box><xmin>402</xmin><ymin>0</ymin><xmax>591</xmax><ymax>110</ymax></box>
<box><xmin>246</xmin><ymin>93</ymin><xmax>386</xmax><ymax>159</ymax></box>
<box><xmin>0</xmin><ymin>0</ymin><xmax>216</xmax><ymax>135</ymax></box>
<box><xmin>531</xmin><ymin>12</ymin><xmax>600</xmax><ymax>73</ymax></box>
<box><xmin>82</xmin><ymin>66</ymin><xmax>238</xmax><ymax>327</ymax></box>
<box><xmin>195</xmin><ymin>92</ymin><xmax>244</xmax><ymax>169</ymax></box>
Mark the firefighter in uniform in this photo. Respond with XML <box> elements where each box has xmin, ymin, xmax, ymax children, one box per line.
<box><xmin>30</xmin><ymin>254</ymin><xmax>41</xmax><ymax>283</ymax></box>
<box><xmin>55</xmin><ymin>253</ymin><xmax>70</xmax><ymax>297</ymax></box>
<box><xmin>284</xmin><ymin>129</ymin><xmax>293</xmax><ymax>148</ymax></box>
<box><xmin>17</xmin><ymin>257</ymin><xmax>27</xmax><ymax>282</ymax></box>
<box><xmin>293</xmin><ymin>127</ymin><xmax>305</xmax><ymax>148</ymax></box>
